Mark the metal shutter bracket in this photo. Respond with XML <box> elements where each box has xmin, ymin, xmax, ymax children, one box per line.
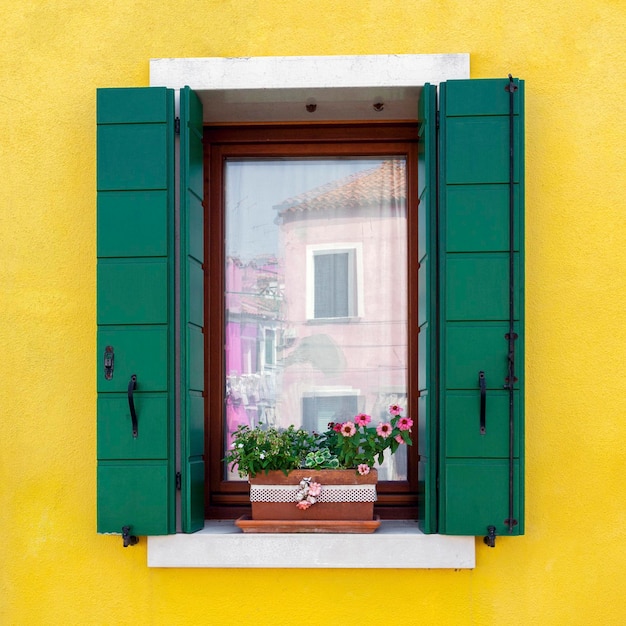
<box><xmin>484</xmin><ymin>75</ymin><xmax>519</xmax><ymax>548</ymax></box>
<box><xmin>504</xmin><ymin>74</ymin><xmax>519</xmax><ymax>536</ymax></box>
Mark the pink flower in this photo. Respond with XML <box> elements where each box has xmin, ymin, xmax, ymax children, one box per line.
<box><xmin>398</xmin><ymin>416</ymin><xmax>413</xmax><ymax>431</ymax></box>
<box><xmin>389</xmin><ymin>404</ymin><xmax>403</xmax><ymax>416</ymax></box>
<box><xmin>357</xmin><ymin>464</ymin><xmax>370</xmax><ymax>475</ymax></box>
<box><xmin>377</xmin><ymin>422</ymin><xmax>392</xmax><ymax>438</ymax></box>
<box><xmin>354</xmin><ymin>413</ymin><xmax>371</xmax><ymax>426</ymax></box>
<box><xmin>296</xmin><ymin>500</ymin><xmax>311</xmax><ymax>510</ymax></box>
<box><xmin>333</xmin><ymin>422</ymin><xmax>344</xmax><ymax>433</ymax></box>
<box><xmin>395</xmin><ymin>434</ymin><xmax>405</xmax><ymax>444</ymax></box>
<box><xmin>308</xmin><ymin>482</ymin><xmax>322</xmax><ymax>497</ymax></box>
<box><xmin>340</xmin><ymin>422</ymin><xmax>356</xmax><ymax>437</ymax></box>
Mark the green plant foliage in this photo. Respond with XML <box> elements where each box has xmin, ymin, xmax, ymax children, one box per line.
<box><xmin>224</xmin><ymin>425</ymin><xmax>318</xmax><ymax>478</ymax></box>
<box><xmin>303</xmin><ymin>448</ymin><xmax>340</xmax><ymax>469</ymax></box>
<box><xmin>224</xmin><ymin>408</ymin><xmax>413</xmax><ymax>478</ymax></box>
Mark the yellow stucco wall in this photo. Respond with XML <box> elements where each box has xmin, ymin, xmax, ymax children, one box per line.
<box><xmin>1</xmin><ymin>1</ymin><xmax>625</xmax><ymax>624</ymax></box>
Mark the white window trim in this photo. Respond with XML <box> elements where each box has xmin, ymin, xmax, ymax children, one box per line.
<box><xmin>148</xmin><ymin>54</ymin><xmax>475</xmax><ymax>570</ymax></box>
<box><xmin>150</xmin><ymin>53</ymin><xmax>469</xmax><ymax>123</ymax></box>
<box><xmin>306</xmin><ymin>243</ymin><xmax>363</xmax><ymax>320</ymax></box>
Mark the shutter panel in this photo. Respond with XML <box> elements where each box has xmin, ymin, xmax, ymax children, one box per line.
<box><xmin>417</xmin><ymin>84</ymin><xmax>438</xmax><ymax>533</ymax></box>
<box><xmin>438</xmin><ymin>78</ymin><xmax>525</xmax><ymax>537</ymax></box>
<box><xmin>179</xmin><ymin>87</ymin><xmax>205</xmax><ymax>532</ymax></box>
<box><xmin>97</xmin><ymin>88</ymin><xmax>176</xmax><ymax>536</ymax></box>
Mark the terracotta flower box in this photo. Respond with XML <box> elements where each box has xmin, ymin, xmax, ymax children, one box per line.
<box><xmin>235</xmin><ymin>469</ymin><xmax>380</xmax><ymax>532</ymax></box>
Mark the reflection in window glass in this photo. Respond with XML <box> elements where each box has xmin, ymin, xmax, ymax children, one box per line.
<box><xmin>314</xmin><ymin>251</ymin><xmax>352</xmax><ymax>318</ymax></box>
<box><xmin>224</xmin><ymin>158</ymin><xmax>407</xmax><ymax>480</ymax></box>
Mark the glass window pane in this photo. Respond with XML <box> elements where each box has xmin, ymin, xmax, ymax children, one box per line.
<box><xmin>224</xmin><ymin>158</ymin><xmax>408</xmax><ymax>480</ymax></box>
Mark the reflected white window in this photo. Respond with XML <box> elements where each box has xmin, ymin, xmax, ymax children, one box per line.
<box><xmin>264</xmin><ymin>328</ymin><xmax>276</xmax><ymax>367</ymax></box>
<box><xmin>306</xmin><ymin>244</ymin><xmax>363</xmax><ymax>320</ymax></box>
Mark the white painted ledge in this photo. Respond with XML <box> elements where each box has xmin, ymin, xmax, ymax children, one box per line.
<box><xmin>147</xmin><ymin>521</ymin><xmax>475</xmax><ymax>569</ymax></box>
<box><xmin>150</xmin><ymin>54</ymin><xmax>469</xmax><ymax>91</ymax></box>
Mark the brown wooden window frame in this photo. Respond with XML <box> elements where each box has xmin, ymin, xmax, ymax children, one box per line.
<box><xmin>204</xmin><ymin>123</ymin><xmax>420</xmax><ymax>520</ymax></box>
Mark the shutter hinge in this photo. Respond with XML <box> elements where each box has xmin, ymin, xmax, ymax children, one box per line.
<box><xmin>122</xmin><ymin>526</ymin><xmax>138</xmax><ymax>548</ymax></box>
<box><xmin>175</xmin><ymin>471</ymin><xmax>182</xmax><ymax>490</ymax></box>
<box><xmin>484</xmin><ymin>525</ymin><xmax>497</xmax><ymax>548</ymax></box>
<box><xmin>174</xmin><ymin>117</ymin><xmax>181</xmax><ymax>135</ymax></box>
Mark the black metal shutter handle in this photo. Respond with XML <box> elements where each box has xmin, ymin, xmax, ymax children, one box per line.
<box><xmin>128</xmin><ymin>374</ymin><xmax>138</xmax><ymax>438</ymax></box>
<box><xmin>479</xmin><ymin>371</ymin><xmax>486</xmax><ymax>435</ymax></box>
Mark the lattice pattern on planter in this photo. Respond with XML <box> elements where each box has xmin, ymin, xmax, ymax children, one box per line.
<box><xmin>250</xmin><ymin>484</ymin><xmax>377</xmax><ymax>503</ymax></box>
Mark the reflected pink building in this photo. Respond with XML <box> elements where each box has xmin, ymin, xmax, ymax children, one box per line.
<box><xmin>224</xmin><ymin>159</ymin><xmax>408</xmax><ymax>478</ymax></box>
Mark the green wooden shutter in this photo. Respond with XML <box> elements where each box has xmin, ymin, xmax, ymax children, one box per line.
<box><xmin>179</xmin><ymin>87</ymin><xmax>205</xmax><ymax>532</ymax></box>
<box><xmin>438</xmin><ymin>78</ymin><xmax>525</xmax><ymax>537</ymax></box>
<box><xmin>97</xmin><ymin>87</ymin><xmax>176</xmax><ymax>536</ymax></box>
<box><xmin>417</xmin><ymin>83</ymin><xmax>438</xmax><ymax>533</ymax></box>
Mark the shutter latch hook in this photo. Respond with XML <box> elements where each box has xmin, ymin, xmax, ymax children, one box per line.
<box><xmin>484</xmin><ymin>525</ymin><xmax>497</xmax><ymax>548</ymax></box>
<box><xmin>122</xmin><ymin>526</ymin><xmax>139</xmax><ymax>548</ymax></box>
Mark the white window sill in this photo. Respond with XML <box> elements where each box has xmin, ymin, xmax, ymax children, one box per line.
<box><xmin>147</xmin><ymin>520</ymin><xmax>475</xmax><ymax>568</ymax></box>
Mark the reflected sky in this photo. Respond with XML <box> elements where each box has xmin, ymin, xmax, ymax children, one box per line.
<box><xmin>225</xmin><ymin>158</ymin><xmax>386</xmax><ymax>261</ymax></box>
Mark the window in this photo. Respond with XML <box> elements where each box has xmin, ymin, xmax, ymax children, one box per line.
<box><xmin>207</xmin><ymin>125</ymin><xmax>419</xmax><ymax>517</ymax></box>
<box><xmin>313</xmin><ymin>250</ymin><xmax>352</xmax><ymax>318</ymax></box>
<box><xmin>97</xmin><ymin>57</ymin><xmax>524</xmax><ymax>550</ymax></box>
<box><xmin>308</xmin><ymin>245</ymin><xmax>361</xmax><ymax>320</ymax></box>
<box><xmin>263</xmin><ymin>328</ymin><xmax>276</xmax><ymax>368</ymax></box>
<box><xmin>302</xmin><ymin>392</ymin><xmax>360</xmax><ymax>431</ymax></box>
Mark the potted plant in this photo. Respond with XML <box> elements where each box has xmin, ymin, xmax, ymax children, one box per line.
<box><xmin>225</xmin><ymin>405</ymin><xmax>413</xmax><ymax>532</ymax></box>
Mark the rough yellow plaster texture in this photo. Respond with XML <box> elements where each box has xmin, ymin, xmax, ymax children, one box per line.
<box><xmin>1</xmin><ymin>1</ymin><xmax>625</xmax><ymax>624</ymax></box>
